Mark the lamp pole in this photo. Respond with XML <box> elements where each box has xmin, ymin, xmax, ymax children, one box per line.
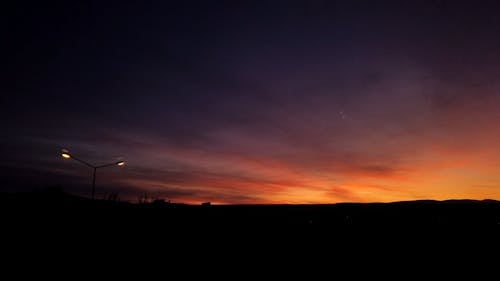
<box><xmin>92</xmin><ymin>167</ymin><xmax>96</xmax><ymax>200</ymax></box>
<box><xmin>61</xmin><ymin>149</ymin><xmax>125</xmax><ymax>200</ymax></box>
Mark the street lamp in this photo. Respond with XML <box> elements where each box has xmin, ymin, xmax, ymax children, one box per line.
<box><xmin>61</xmin><ymin>149</ymin><xmax>125</xmax><ymax>200</ymax></box>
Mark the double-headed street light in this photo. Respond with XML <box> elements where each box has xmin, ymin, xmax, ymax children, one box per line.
<box><xmin>61</xmin><ymin>149</ymin><xmax>125</xmax><ymax>200</ymax></box>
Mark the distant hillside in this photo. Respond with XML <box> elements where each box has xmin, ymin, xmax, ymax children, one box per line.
<box><xmin>2</xmin><ymin>191</ymin><xmax>500</xmax><ymax>229</ymax></box>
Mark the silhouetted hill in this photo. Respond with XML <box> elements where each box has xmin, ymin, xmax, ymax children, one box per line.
<box><xmin>4</xmin><ymin>191</ymin><xmax>500</xmax><ymax>267</ymax></box>
<box><xmin>3</xmin><ymin>191</ymin><xmax>500</xmax><ymax>229</ymax></box>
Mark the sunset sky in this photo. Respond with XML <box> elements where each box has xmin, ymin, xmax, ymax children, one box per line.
<box><xmin>3</xmin><ymin>1</ymin><xmax>500</xmax><ymax>203</ymax></box>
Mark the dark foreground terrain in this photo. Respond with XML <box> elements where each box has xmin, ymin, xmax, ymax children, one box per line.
<box><xmin>3</xmin><ymin>191</ymin><xmax>500</xmax><ymax>230</ymax></box>
<box><xmin>3</xmin><ymin>191</ymin><xmax>500</xmax><ymax>270</ymax></box>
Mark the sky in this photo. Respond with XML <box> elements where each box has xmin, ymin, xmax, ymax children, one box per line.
<box><xmin>2</xmin><ymin>0</ymin><xmax>500</xmax><ymax>204</ymax></box>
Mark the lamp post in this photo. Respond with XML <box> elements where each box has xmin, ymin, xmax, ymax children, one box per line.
<box><xmin>61</xmin><ymin>149</ymin><xmax>125</xmax><ymax>200</ymax></box>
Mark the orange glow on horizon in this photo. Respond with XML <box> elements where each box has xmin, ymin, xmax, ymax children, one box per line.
<box><xmin>116</xmin><ymin>141</ymin><xmax>500</xmax><ymax>204</ymax></box>
<box><xmin>100</xmin><ymin>95</ymin><xmax>500</xmax><ymax>204</ymax></box>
